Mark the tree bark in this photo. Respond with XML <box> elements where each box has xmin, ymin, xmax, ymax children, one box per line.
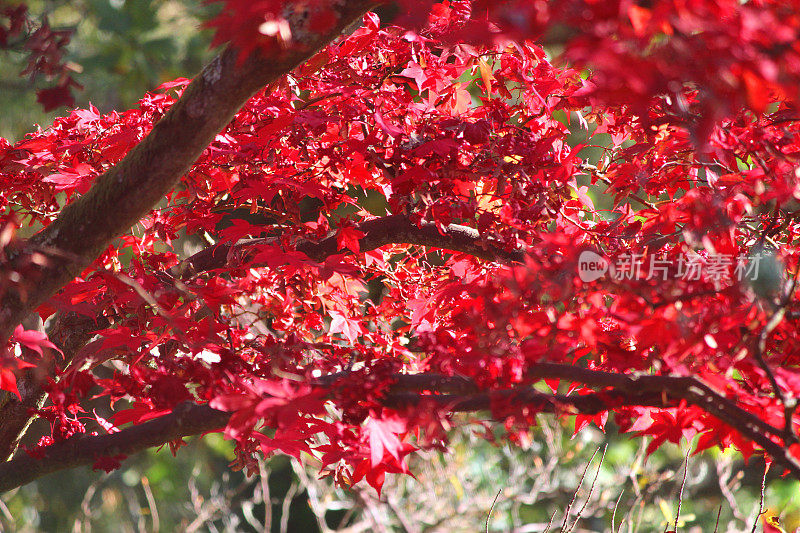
<box><xmin>173</xmin><ymin>214</ymin><xmax>527</xmax><ymax>278</ymax></box>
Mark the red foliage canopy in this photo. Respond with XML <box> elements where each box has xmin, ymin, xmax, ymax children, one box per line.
<box><xmin>2</xmin><ymin>0</ymin><xmax>800</xmax><ymax>495</ymax></box>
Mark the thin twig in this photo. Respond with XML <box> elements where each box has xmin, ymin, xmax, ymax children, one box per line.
<box><xmin>715</xmin><ymin>457</ymin><xmax>747</xmax><ymax>524</ymax></box>
<box><xmin>0</xmin><ymin>497</ymin><xmax>11</xmax><ymax>525</ymax></box>
<box><xmin>543</xmin><ymin>509</ymin><xmax>557</xmax><ymax>533</ymax></box>
<box><xmin>673</xmin><ymin>447</ymin><xmax>690</xmax><ymax>532</ymax></box>
<box><xmin>141</xmin><ymin>476</ymin><xmax>160</xmax><ymax>533</ymax></box>
<box><xmin>280</xmin><ymin>481</ymin><xmax>299</xmax><ymax>533</ymax></box>
<box><xmin>258</xmin><ymin>456</ymin><xmax>272</xmax><ymax>533</ymax></box>
<box><xmin>565</xmin><ymin>445</ymin><xmax>607</xmax><ymax>533</ymax></box>
<box><xmin>749</xmin><ymin>462</ymin><xmax>769</xmax><ymax>533</ymax></box>
<box><xmin>561</xmin><ymin>445</ymin><xmax>602</xmax><ymax>532</ymax></box>
<box><xmin>486</xmin><ymin>488</ymin><xmax>502</xmax><ymax>533</ymax></box>
<box><xmin>611</xmin><ymin>488</ymin><xmax>625</xmax><ymax>533</ymax></box>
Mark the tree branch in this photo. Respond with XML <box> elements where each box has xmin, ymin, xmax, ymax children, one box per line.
<box><xmin>173</xmin><ymin>213</ymin><xmax>527</xmax><ymax>278</ymax></box>
<box><xmin>526</xmin><ymin>363</ymin><xmax>790</xmax><ymax>444</ymax></box>
<box><xmin>4</xmin><ymin>364</ymin><xmax>800</xmax><ymax>492</ymax></box>
<box><xmin>0</xmin><ymin>402</ymin><xmax>230</xmax><ymax>493</ymax></box>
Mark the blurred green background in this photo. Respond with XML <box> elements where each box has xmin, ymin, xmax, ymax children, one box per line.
<box><xmin>1</xmin><ymin>2</ymin><xmax>798</xmax><ymax>531</ymax></box>
<box><xmin>0</xmin><ymin>0</ymin><xmax>216</xmax><ymax>142</ymax></box>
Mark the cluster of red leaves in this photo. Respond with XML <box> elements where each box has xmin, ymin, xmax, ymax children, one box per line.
<box><xmin>206</xmin><ymin>0</ymin><xmax>800</xmax><ymax>133</ymax></box>
<box><xmin>2</xmin><ymin>0</ymin><xmax>800</xmax><ymax>493</ymax></box>
<box><xmin>0</xmin><ymin>2</ymin><xmax>81</xmax><ymax>111</ymax></box>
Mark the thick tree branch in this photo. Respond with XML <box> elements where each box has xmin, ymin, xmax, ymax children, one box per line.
<box><xmin>173</xmin><ymin>213</ymin><xmax>527</xmax><ymax>278</ymax></box>
<box><xmin>4</xmin><ymin>364</ymin><xmax>800</xmax><ymax>492</ymax></box>
<box><xmin>382</xmin><ymin>387</ymin><xmax>672</xmax><ymax>413</ymax></box>
<box><xmin>0</xmin><ymin>0</ymin><xmax>377</xmax><ymax>344</ymax></box>
<box><xmin>526</xmin><ymin>363</ymin><xmax>790</xmax><ymax>443</ymax></box>
<box><xmin>0</xmin><ymin>402</ymin><xmax>230</xmax><ymax>493</ymax></box>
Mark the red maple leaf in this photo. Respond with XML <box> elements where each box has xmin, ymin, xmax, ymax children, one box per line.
<box><xmin>12</xmin><ymin>324</ymin><xmax>61</xmax><ymax>357</ymax></box>
<box><xmin>366</xmin><ymin>414</ymin><xmax>407</xmax><ymax>467</ymax></box>
<box><xmin>336</xmin><ymin>226</ymin><xmax>365</xmax><ymax>254</ymax></box>
<box><xmin>329</xmin><ymin>311</ymin><xmax>362</xmax><ymax>343</ymax></box>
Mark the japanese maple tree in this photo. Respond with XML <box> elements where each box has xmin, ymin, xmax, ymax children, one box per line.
<box><xmin>2</xmin><ymin>0</ymin><xmax>800</xmax><ymax>512</ymax></box>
